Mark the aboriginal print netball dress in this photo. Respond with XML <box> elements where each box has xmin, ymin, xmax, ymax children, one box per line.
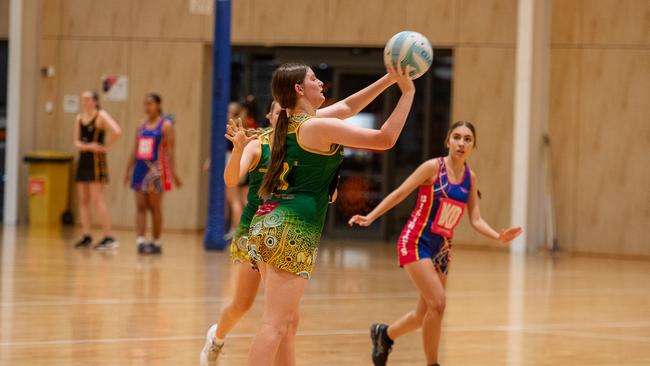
<box><xmin>247</xmin><ymin>113</ymin><xmax>343</xmax><ymax>279</ymax></box>
<box><xmin>230</xmin><ymin>130</ymin><xmax>272</xmax><ymax>263</ymax></box>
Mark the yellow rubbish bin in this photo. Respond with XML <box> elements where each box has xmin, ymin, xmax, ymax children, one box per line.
<box><xmin>23</xmin><ymin>151</ymin><xmax>74</xmax><ymax>226</ymax></box>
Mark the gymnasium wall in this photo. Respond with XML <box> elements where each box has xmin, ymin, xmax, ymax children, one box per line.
<box><xmin>227</xmin><ymin>0</ymin><xmax>518</xmax><ymax>245</ymax></box>
<box><xmin>31</xmin><ymin>0</ymin><xmax>517</xmax><ymax>236</ymax></box>
<box><xmin>36</xmin><ymin>0</ymin><xmax>215</xmax><ymax>230</ymax></box>
<box><xmin>28</xmin><ymin>0</ymin><xmax>649</xmax><ymax>255</ymax></box>
<box><xmin>549</xmin><ymin>0</ymin><xmax>650</xmax><ymax>256</ymax></box>
<box><xmin>0</xmin><ymin>0</ymin><xmax>7</xmax><ymax>39</ymax></box>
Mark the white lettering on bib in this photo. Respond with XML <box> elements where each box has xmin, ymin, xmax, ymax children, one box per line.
<box><xmin>431</xmin><ymin>197</ymin><xmax>465</xmax><ymax>238</ymax></box>
<box><xmin>136</xmin><ymin>136</ymin><xmax>155</xmax><ymax>160</ymax></box>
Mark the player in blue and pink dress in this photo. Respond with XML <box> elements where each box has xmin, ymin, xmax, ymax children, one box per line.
<box><xmin>349</xmin><ymin>121</ymin><xmax>523</xmax><ymax>366</ymax></box>
<box><xmin>125</xmin><ymin>93</ymin><xmax>182</xmax><ymax>255</ymax></box>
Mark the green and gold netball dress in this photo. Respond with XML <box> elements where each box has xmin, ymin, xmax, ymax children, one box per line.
<box><xmin>230</xmin><ymin>130</ymin><xmax>272</xmax><ymax>263</ymax></box>
<box><xmin>247</xmin><ymin>113</ymin><xmax>343</xmax><ymax>279</ymax></box>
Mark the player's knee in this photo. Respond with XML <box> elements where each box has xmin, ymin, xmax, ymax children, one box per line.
<box><xmin>136</xmin><ymin>201</ymin><xmax>147</xmax><ymax>211</ymax></box>
<box><xmin>91</xmin><ymin>195</ymin><xmax>103</xmax><ymax>208</ymax></box>
<box><xmin>79</xmin><ymin>196</ymin><xmax>90</xmax><ymax>206</ymax></box>
<box><xmin>263</xmin><ymin>319</ymin><xmax>290</xmax><ymax>340</ymax></box>
<box><xmin>287</xmin><ymin>312</ymin><xmax>300</xmax><ymax>334</ymax></box>
<box><xmin>231</xmin><ymin>297</ymin><xmax>255</xmax><ymax>316</ymax></box>
<box><xmin>426</xmin><ymin>293</ymin><xmax>446</xmax><ymax>315</ymax></box>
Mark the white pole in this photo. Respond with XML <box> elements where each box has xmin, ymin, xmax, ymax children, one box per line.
<box><xmin>510</xmin><ymin>0</ymin><xmax>534</xmax><ymax>254</ymax></box>
<box><xmin>4</xmin><ymin>0</ymin><xmax>22</xmax><ymax>225</ymax></box>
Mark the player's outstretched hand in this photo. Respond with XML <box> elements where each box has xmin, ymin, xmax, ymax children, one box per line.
<box><xmin>498</xmin><ymin>227</ymin><xmax>523</xmax><ymax>243</ymax></box>
<box><xmin>348</xmin><ymin>215</ymin><xmax>374</xmax><ymax>227</ymax></box>
<box><xmin>225</xmin><ymin>118</ymin><xmax>257</xmax><ymax>150</ymax></box>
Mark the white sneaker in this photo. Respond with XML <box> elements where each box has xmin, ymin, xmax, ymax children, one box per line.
<box><xmin>223</xmin><ymin>230</ymin><xmax>235</xmax><ymax>241</ymax></box>
<box><xmin>199</xmin><ymin>323</ymin><xmax>223</xmax><ymax>366</ymax></box>
<box><xmin>93</xmin><ymin>237</ymin><xmax>119</xmax><ymax>251</ymax></box>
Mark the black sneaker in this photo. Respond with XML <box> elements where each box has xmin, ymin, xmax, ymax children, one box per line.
<box><xmin>140</xmin><ymin>243</ymin><xmax>162</xmax><ymax>255</ymax></box>
<box><xmin>370</xmin><ymin>323</ymin><xmax>393</xmax><ymax>366</ymax></box>
<box><xmin>137</xmin><ymin>242</ymin><xmax>148</xmax><ymax>254</ymax></box>
<box><xmin>74</xmin><ymin>235</ymin><xmax>92</xmax><ymax>248</ymax></box>
<box><xmin>93</xmin><ymin>237</ymin><xmax>119</xmax><ymax>250</ymax></box>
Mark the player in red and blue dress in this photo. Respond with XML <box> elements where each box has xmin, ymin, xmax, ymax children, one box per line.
<box><xmin>396</xmin><ymin>155</ymin><xmax>470</xmax><ymax>275</ymax></box>
<box><xmin>350</xmin><ymin>121</ymin><xmax>523</xmax><ymax>366</ymax></box>
<box><xmin>125</xmin><ymin>93</ymin><xmax>181</xmax><ymax>255</ymax></box>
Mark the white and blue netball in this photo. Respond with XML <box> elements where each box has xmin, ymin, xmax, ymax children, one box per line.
<box><xmin>384</xmin><ymin>31</ymin><xmax>433</xmax><ymax>80</ymax></box>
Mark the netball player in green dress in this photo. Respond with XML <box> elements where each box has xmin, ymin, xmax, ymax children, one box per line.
<box><xmin>245</xmin><ymin>62</ymin><xmax>415</xmax><ymax>365</ymax></box>
<box><xmin>200</xmin><ymin>102</ymin><xmax>278</xmax><ymax>366</ymax></box>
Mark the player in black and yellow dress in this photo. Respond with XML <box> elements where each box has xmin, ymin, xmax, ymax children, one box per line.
<box><xmin>245</xmin><ymin>63</ymin><xmax>415</xmax><ymax>366</ymax></box>
<box><xmin>73</xmin><ymin>91</ymin><xmax>122</xmax><ymax>250</ymax></box>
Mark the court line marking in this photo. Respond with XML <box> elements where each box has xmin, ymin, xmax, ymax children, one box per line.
<box><xmin>2</xmin><ymin>320</ymin><xmax>649</xmax><ymax>347</ymax></box>
<box><xmin>524</xmin><ymin>329</ymin><xmax>650</xmax><ymax>344</ymax></box>
<box><xmin>2</xmin><ymin>287</ymin><xmax>649</xmax><ymax>308</ymax></box>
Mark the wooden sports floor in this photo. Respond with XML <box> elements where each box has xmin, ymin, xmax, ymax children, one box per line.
<box><xmin>1</xmin><ymin>226</ymin><xmax>649</xmax><ymax>365</ymax></box>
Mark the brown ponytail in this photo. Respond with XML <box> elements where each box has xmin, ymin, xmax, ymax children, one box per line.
<box><xmin>258</xmin><ymin>63</ymin><xmax>309</xmax><ymax>199</ymax></box>
<box><xmin>91</xmin><ymin>91</ymin><xmax>101</xmax><ymax>110</ymax></box>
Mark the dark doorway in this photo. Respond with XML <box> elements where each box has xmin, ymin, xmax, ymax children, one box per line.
<box><xmin>228</xmin><ymin>47</ymin><xmax>453</xmax><ymax>241</ymax></box>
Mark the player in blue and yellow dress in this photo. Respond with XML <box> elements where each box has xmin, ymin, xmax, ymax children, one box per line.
<box><xmin>349</xmin><ymin>121</ymin><xmax>523</xmax><ymax>366</ymax></box>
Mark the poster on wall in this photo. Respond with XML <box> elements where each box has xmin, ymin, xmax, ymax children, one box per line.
<box><xmin>189</xmin><ymin>0</ymin><xmax>213</xmax><ymax>15</ymax></box>
<box><xmin>63</xmin><ymin>94</ymin><xmax>79</xmax><ymax>113</ymax></box>
<box><xmin>101</xmin><ymin>75</ymin><xmax>129</xmax><ymax>102</ymax></box>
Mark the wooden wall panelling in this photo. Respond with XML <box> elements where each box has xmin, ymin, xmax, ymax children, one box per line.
<box><xmin>327</xmin><ymin>0</ymin><xmax>405</xmax><ymax>46</ymax></box>
<box><xmin>60</xmin><ymin>0</ymin><xmax>131</xmax><ymax>38</ymax></box>
<box><xmin>548</xmin><ymin>49</ymin><xmax>581</xmax><ymax>251</ymax></box>
<box><xmin>550</xmin><ymin>0</ymin><xmax>582</xmax><ymax>45</ymax></box>
<box><xmin>0</xmin><ymin>0</ymin><xmax>8</xmax><ymax>39</ymax></box>
<box><xmin>198</xmin><ymin>45</ymin><xmax>213</xmax><ymax>227</ymax></box>
<box><xmin>36</xmin><ymin>39</ymin><xmax>61</xmax><ymax>150</ymax></box>
<box><xmin>55</xmin><ymin>40</ymin><xmax>129</xmax><ymax>226</ymax></box>
<box><xmin>130</xmin><ymin>0</ymin><xmax>204</xmax><ymax>40</ymax></box>
<box><xmin>405</xmin><ymin>0</ymin><xmax>456</xmax><ymax>46</ymax></box>
<box><xmin>231</xmin><ymin>0</ymin><xmax>252</xmax><ymax>43</ymax></box>
<box><xmin>250</xmin><ymin>0</ymin><xmax>327</xmax><ymax>45</ymax></box>
<box><xmin>41</xmin><ymin>0</ymin><xmax>62</xmax><ymax>38</ymax></box>
<box><xmin>575</xmin><ymin>49</ymin><xmax>650</xmax><ymax>255</ymax></box>
<box><xmin>55</xmin><ymin>40</ymin><xmax>129</xmax><ymax>150</ymax></box>
<box><xmin>581</xmin><ymin>0</ymin><xmax>650</xmax><ymax>46</ymax></box>
<box><xmin>127</xmin><ymin>41</ymin><xmax>204</xmax><ymax>230</ymax></box>
<box><xmin>16</xmin><ymin>0</ymin><xmax>42</xmax><ymax>223</ymax></box>
<box><xmin>451</xmin><ymin>47</ymin><xmax>515</xmax><ymax>245</ymax></box>
<box><xmin>202</xmin><ymin>0</ymin><xmax>252</xmax><ymax>43</ymax></box>
<box><xmin>457</xmin><ymin>0</ymin><xmax>517</xmax><ymax>45</ymax></box>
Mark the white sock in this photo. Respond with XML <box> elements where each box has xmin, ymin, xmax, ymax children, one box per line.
<box><xmin>136</xmin><ymin>236</ymin><xmax>145</xmax><ymax>245</ymax></box>
<box><xmin>214</xmin><ymin>336</ymin><xmax>224</xmax><ymax>346</ymax></box>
